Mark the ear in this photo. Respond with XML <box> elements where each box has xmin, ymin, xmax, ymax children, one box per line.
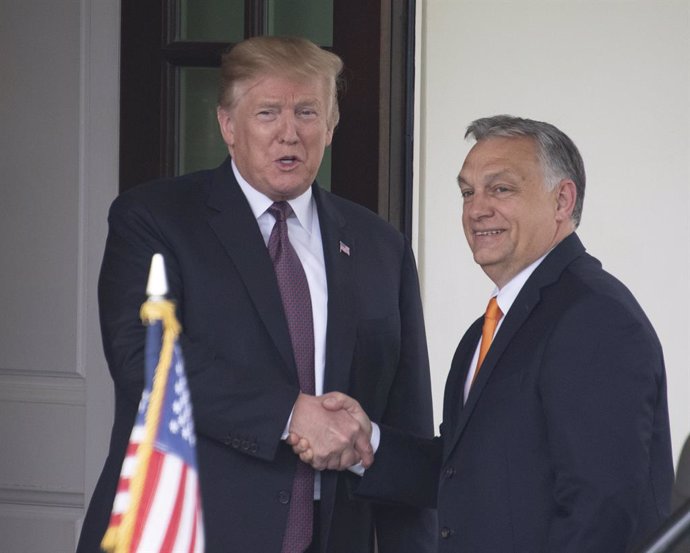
<box><xmin>217</xmin><ymin>106</ymin><xmax>235</xmax><ymax>149</ymax></box>
<box><xmin>325</xmin><ymin>126</ymin><xmax>334</xmax><ymax>147</ymax></box>
<box><xmin>555</xmin><ymin>179</ymin><xmax>577</xmax><ymax>222</ymax></box>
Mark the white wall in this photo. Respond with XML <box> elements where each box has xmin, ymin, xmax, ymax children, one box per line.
<box><xmin>416</xmin><ymin>0</ymin><xmax>690</xmax><ymax>464</ymax></box>
<box><xmin>0</xmin><ymin>0</ymin><xmax>119</xmax><ymax>550</ymax></box>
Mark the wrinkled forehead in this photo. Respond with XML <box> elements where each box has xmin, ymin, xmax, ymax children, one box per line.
<box><xmin>231</xmin><ymin>71</ymin><xmax>332</xmax><ymax>103</ymax></box>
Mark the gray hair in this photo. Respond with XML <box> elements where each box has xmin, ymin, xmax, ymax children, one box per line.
<box><xmin>465</xmin><ymin>115</ymin><xmax>586</xmax><ymax>227</ymax></box>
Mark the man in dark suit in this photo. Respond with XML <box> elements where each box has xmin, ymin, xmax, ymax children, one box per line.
<box><xmin>77</xmin><ymin>36</ymin><xmax>435</xmax><ymax>553</ymax></box>
<box><xmin>300</xmin><ymin>115</ymin><xmax>674</xmax><ymax>552</ymax></box>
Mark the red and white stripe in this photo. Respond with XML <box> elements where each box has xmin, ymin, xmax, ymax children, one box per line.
<box><xmin>130</xmin><ymin>450</ymin><xmax>204</xmax><ymax>553</ymax></box>
<box><xmin>105</xmin><ymin>424</ymin><xmax>204</xmax><ymax>553</ymax></box>
<box><xmin>107</xmin><ymin>425</ymin><xmax>146</xmax><ymax>530</ymax></box>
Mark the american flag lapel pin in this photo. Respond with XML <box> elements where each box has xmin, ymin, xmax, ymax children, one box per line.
<box><xmin>339</xmin><ymin>240</ymin><xmax>351</xmax><ymax>256</ymax></box>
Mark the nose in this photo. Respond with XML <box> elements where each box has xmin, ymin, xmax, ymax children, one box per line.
<box><xmin>464</xmin><ymin>190</ymin><xmax>493</xmax><ymax>220</ymax></box>
<box><xmin>278</xmin><ymin>115</ymin><xmax>299</xmax><ymax>145</ymax></box>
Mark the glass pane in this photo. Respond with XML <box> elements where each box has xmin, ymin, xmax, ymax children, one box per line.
<box><xmin>178</xmin><ymin>67</ymin><xmax>228</xmax><ymax>175</ymax></box>
<box><xmin>267</xmin><ymin>0</ymin><xmax>333</xmax><ymax>46</ymax></box>
<box><xmin>178</xmin><ymin>0</ymin><xmax>244</xmax><ymax>42</ymax></box>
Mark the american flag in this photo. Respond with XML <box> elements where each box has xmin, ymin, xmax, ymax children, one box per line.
<box><xmin>101</xmin><ymin>300</ymin><xmax>205</xmax><ymax>553</ymax></box>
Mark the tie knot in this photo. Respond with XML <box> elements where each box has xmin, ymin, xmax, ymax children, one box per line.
<box><xmin>268</xmin><ymin>201</ymin><xmax>293</xmax><ymax>223</ymax></box>
<box><xmin>485</xmin><ymin>297</ymin><xmax>503</xmax><ymax>321</ymax></box>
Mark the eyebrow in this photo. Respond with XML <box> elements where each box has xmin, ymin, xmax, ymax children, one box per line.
<box><xmin>294</xmin><ymin>98</ymin><xmax>322</xmax><ymax>108</ymax></box>
<box><xmin>255</xmin><ymin>100</ymin><xmax>282</xmax><ymax>110</ymax></box>
<box><xmin>457</xmin><ymin>169</ymin><xmax>520</xmax><ymax>187</ymax></box>
<box><xmin>255</xmin><ymin>97</ymin><xmax>322</xmax><ymax>111</ymax></box>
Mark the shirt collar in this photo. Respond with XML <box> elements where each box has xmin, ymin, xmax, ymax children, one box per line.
<box><xmin>232</xmin><ymin>159</ymin><xmax>314</xmax><ymax>233</ymax></box>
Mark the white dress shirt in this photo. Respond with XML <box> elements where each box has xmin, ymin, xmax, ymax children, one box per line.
<box><xmin>233</xmin><ymin>161</ymin><xmax>329</xmax><ymax>497</ymax></box>
<box><xmin>463</xmin><ymin>253</ymin><xmax>550</xmax><ymax>403</ymax></box>
<box><xmin>233</xmin><ymin>161</ymin><xmax>328</xmax><ymax>396</ymax></box>
<box><xmin>233</xmin><ymin>161</ymin><xmax>379</xmax><ymax>481</ymax></box>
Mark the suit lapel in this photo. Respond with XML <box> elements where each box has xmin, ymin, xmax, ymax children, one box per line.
<box><xmin>204</xmin><ymin>159</ymin><xmax>296</xmax><ymax>374</ymax></box>
<box><xmin>444</xmin><ymin>285</ymin><xmax>541</xmax><ymax>460</ymax></box>
<box><xmin>308</xmin><ymin>186</ymin><xmax>358</xmax><ymax>548</ymax></box>
<box><xmin>443</xmin><ymin>233</ymin><xmax>587</xmax><ymax>462</ymax></box>
<box><xmin>313</xmin><ymin>186</ymin><xmax>358</xmax><ymax>394</ymax></box>
<box><xmin>442</xmin><ymin>320</ymin><xmax>481</xmax><ymax>422</ymax></box>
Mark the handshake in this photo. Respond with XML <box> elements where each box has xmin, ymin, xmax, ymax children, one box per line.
<box><xmin>287</xmin><ymin>392</ymin><xmax>374</xmax><ymax>471</ymax></box>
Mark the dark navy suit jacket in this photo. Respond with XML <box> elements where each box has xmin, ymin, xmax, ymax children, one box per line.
<box><xmin>359</xmin><ymin>233</ymin><xmax>673</xmax><ymax>553</ymax></box>
<box><xmin>78</xmin><ymin>158</ymin><xmax>436</xmax><ymax>553</ymax></box>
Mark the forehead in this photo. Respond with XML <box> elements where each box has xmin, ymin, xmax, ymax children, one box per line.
<box><xmin>459</xmin><ymin>136</ymin><xmax>541</xmax><ymax>181</ymax></box>
<box><xmin>233</xmin><ymin>73</ymin><xmax>329</xmax><ymax>104</ymax></box>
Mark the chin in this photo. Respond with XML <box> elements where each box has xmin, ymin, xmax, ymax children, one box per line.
<box><xmin>474</xmin><ymin>252</ymin><xmax>504</xmax><ymax>270</ymax></box>
<box><xmin>271</xmin><ymin>183</ymin><xmax>311</xmax><ymax>200</ymax></box>
<box><xmin>471</xmin><ymin>248</ymin><xmax>492</xmax><ymax>263</ymax></box>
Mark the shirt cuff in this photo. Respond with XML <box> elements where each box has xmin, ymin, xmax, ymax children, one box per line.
<box><xmin>347</xmin><ymin>422</ymin><xmax>380</xmax><ymax>476</ymax></box>
<box><xmin>281</xmin><ymin>407</ymin><xmax>294</xmax><ymax>440</ymax></box>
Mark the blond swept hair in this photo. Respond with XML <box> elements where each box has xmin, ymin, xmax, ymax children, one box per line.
<box><xmin>218</xmin><ymin>35</ymin><xmax>344</xmax><ymax>129</ymax></box>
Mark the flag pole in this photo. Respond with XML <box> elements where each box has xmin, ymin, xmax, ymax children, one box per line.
<box><xmin>102</xmin><ymin>254</ymin><xmax>182</xmax><ymax>553</ymax></box>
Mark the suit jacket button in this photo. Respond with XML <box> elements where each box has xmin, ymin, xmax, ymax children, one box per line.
<box><xmin>440</xmin><ymin>527</ymin><xmax>453</xmax><ymax>539</ymax></box>
<box><xmin>223</xmin><ymin>435</ymin><xmax>232</xmax><ymax>446</ymax></box>
<box><xmin>278</xmin><ymin>490</ymin><xmax>291</xmax><ymax>505</ymax></box>
<box><xmin>250</xmin><ymin>444</ymin><xmax>258</xmax><ymax>453</ymax></box>
<box><xmin>241</xmin><ymin>440</ymin><xmax>250</xmax><ymax>450</ymax></box>
<box><xmin>232</xmin><ymin>438</ymin><xmax>241</xmax><ymax>448</ymax></box>
<box><xmin>443</xmin><ymin>466</ymin><xmax>456</xmax><ymax>479</ymax></box>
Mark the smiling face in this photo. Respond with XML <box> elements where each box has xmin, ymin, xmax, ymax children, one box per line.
<box><xmin>217</xmin><ymin>73</ymin><xmax>334</xmax><ymax>201</ymax></box>
<box><xmin>458</xmin><ymin>136</ymin><xmax>576</xmax><ymax>288</ymax></box>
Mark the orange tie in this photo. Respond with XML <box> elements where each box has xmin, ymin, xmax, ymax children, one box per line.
<box><xmin>474</xmin><ymin>297</ymin><xmax>503</xmax><ymax>381</ymax></box>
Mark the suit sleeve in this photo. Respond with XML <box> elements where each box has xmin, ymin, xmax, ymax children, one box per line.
<box><xmin>99</xmin><ymin>194</ymin><xmax>298</xmax><ymax>462</ymax></box>
<box><xmin>369</xmin><ymin>240</ymin><xmax>439</xmax><ymax>553</ymax></box>
<box><xmin>357</xmin><ymin>426</ymin><xmax>441</xmax><ymax>508</ymax></box>
<box><xmin>540</xmin><ymin>295</ymin><xmax>667</xmax><ymax>552</ymax></box>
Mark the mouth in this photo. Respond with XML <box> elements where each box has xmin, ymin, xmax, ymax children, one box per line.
<box><xmin>276</xmin><ymin>155</ymin><xmax>300</xmax><ymax>167</ymax></box>
<box><xmin>474</xmin><ymin>229</ymin><xmax>504</xmax><ymax>237</ymax></box>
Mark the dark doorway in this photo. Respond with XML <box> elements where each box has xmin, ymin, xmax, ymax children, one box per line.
<box><xmin>119</xmin><ymin>0</ymin><xmax>415</xmax><ymax>236</ymax></box>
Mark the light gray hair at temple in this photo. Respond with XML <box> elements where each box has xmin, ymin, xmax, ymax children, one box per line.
<box><xmin>465</xmin><ymin>115</ymin><xmax>586</xmax><ymax>228</ymax></box>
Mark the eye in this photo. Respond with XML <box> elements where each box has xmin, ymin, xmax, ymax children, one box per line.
<box><xmin>297</xmin><ymin>107</ymin><xmax>318</xmax><ymax>118</ymax></box>
<box><xmin>460</xmin><ymin>189</ymin><xmax>473</xmax><ymax>199</ymax></box>
<box><xmin>256</xmin><ymin>109</ymin><xmax>277</xmax><ymax>121</ymax></box>
<box><xmin>492</xmin><ymin>184</ymin><xmax>513</xmax><ymax>195</ymax></box>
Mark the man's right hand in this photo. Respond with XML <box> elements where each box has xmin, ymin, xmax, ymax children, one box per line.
<box><xmin>288</xmin><ymin>392</ymin><xmax>373</xmax><ymax>471</ymax></box>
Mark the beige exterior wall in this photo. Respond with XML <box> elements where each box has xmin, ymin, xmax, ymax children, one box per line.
<box><xmin>415</xmin><ymin>0</ymin><xmax>690</xmax><ymax>464</ymax></box>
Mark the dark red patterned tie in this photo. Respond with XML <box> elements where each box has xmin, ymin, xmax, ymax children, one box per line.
<box><xmin>268</xmin><ymin>202</ymin><xmax>315</xmax><ymax>553</ymax></box>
